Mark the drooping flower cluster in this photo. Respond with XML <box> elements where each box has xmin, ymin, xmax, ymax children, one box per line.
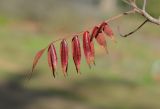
<box><xmin>31</xmin><ymin>22</ymin><xmax>115</xmax><ymax>78</ymax></box>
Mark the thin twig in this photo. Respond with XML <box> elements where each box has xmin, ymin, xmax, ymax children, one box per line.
<box><xmin>143</xmin><ymin>0</ymin><xmax>147</xmax><ymax>11</ymax></box>
<box><xmin>118</xmin><ymin>19</ymin><xmax>148</xmax><ymax>37</ymax></box>
<box><xmin>106</xmin><ymin>10</ymin><xmax>135</xmax><ymax>22</ymax></box>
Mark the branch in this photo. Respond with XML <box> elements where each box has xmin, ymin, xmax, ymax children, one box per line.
<box><xmin>126</xmin><ymin>0</ymin><xmax>160</xmax><ymax>25</ymax></box>
<box><xmin>118</xmin><ymin>0</ymin><xmax>160</xmax><ymax>37</ymax></box>
<box><xmin>118</xmin><ymin>19</ymin><xmax>148</xmax><ymax>37</ymax></box>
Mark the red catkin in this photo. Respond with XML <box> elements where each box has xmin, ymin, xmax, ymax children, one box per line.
<box><xmin>48</xmin><ymin>44</ymin><xmax>58</xmax><ymax>78</ymax></box>
<box><xmin>72</xmin><ymin>35</ymin><xmax>81</xmax><ymax>73</ymax></box>
<box><xmin>60</xmin><ymin>39</ymin><xmax>68</xmax><ymax>77</ymax></box>
<box><xmin>83</xmin><ymin>31</ymin><xmax>92</xmax><ymax>68</ymax></box>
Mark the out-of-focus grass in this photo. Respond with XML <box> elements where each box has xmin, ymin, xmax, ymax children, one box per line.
<box><xmin>0</xmin><ymin>16</ymin><xmax>160</xmax><ymax>109</ymax></box>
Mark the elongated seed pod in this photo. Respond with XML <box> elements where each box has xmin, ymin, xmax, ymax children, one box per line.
<box><xmin>83</xmin><ymin>31</ymin><xmax>92</xmax><ymax>68</ymax></box>
<box><xmin>91</xmin><ymin>22</ymin><xmax>106</xmax><ymax>41</ymax></box>
<box><xmin>103</xmin><ymin>23</ymin><xmax>114</xmax><ymax>36</ymax></box>
<box><xmin>96</xmin><ymin>31</ymin><xmax>109</xmax><ymax>54</ymax></box>
<box><xmin>48</xmin><ymin>44</ymin><xmax>58</xmax><ymax>78</ymax></box>
<box><xmin>72</xmin><ymin>35</ymin><xmax>81</xmax><ymax>73</ymax></box>
<box><xmin>91</xmin><ymin>25</ymin><xmax>109</xmax><ymax>54</ymax></box>
<box><xmin>90</xmin><ymin>26</ymin><xmax>99</xmax><ymax>42</ymax></box>
<box><xmin>101</xmin><ymin>22</ymin><xmax>115</xmax><ymax>41</ymax></box>
<box><xmin>60</xmin><ymin>39</ymin><xmax>68</xmax><ymax>77</ymax></box>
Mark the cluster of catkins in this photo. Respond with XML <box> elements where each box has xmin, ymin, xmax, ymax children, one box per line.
<box><xmin>32</xmin><ymin>21</ymin><xmax>115</xmax><ymax>78</ymax></box>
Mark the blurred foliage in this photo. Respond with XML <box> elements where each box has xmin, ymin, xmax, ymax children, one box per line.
<box><xmin>0</xmin><ymin>0</ymin><xmax>159</xmax><ymax>22</ymax></box>
<box><xmin>0</xmin><ymin>0</ymin><xmax>99</xmax><ymax>21</ymax></box>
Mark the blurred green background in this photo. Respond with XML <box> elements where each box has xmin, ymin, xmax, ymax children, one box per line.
<box><xmin>0</xmin><ymin>0</ymin><xmax>160</xmax><ymax>109</ymax></box>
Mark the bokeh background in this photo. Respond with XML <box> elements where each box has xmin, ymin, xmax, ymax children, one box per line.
<box><xmin>0</xmin><ymin>0</ymin><xmax>160</xmax><ymax>109</ymax></box>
